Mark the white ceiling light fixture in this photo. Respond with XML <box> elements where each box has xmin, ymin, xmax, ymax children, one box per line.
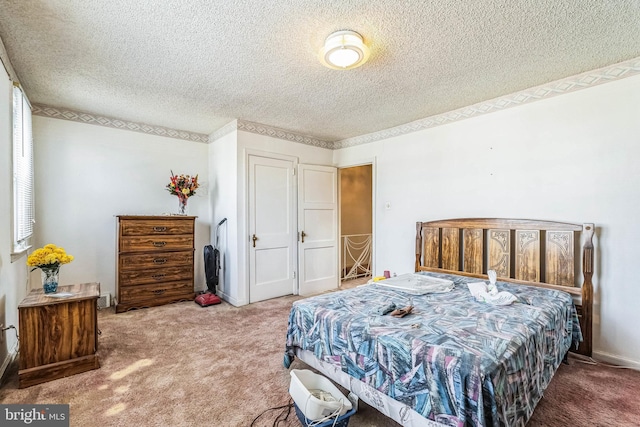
<box><xmin>319</xmin><ymin>30</ymin><xmax>370</xmax><ymax>70</ymax></box>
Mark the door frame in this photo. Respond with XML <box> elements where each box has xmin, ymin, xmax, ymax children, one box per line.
<box><xmin>243</xmin><ymin>149</ymin><xmax>299</xmax><ymax>304</ymax></box>
<box><xmin>337</xmin><ymin>157</ymin><xmax>377</xmax><ymax>281</ymax></box>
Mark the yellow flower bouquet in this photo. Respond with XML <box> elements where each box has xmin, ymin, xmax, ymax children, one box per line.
<box><xmin>27</xmin><ymin>244</ymin><xmax>74</xmax><ymax>293</ymax></box>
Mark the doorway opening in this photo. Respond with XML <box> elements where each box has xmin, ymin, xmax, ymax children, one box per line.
<box><xmin>339</xmin><ymin>164</ymin><xmax>373</xmax><ymax>288</ymax></box>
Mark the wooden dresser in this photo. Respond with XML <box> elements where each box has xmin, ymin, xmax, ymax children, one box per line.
<box><xmin>19</xmin><ymin>282</ymin><xmax>100</xmax><ymax>388</ymax></box>
<box><xmin>116</xmin><ymin>215</ymin><xmax>196</xmax><ymax>313</ymax></box>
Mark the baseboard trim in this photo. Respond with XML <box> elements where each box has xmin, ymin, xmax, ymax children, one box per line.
<box><xmin>593</xmin><ymin>350</ymin><xmax>640</xmax><ymax>371</ymax></box>
<box><xmin>0</xmin><ymin>341</ymin><xmax>19</xmax><ymax>382</ymax></box>
<box><xmin>216</xmin><ymin>290</ymin><xmax>247</xmax><ymax>307</ymax></box>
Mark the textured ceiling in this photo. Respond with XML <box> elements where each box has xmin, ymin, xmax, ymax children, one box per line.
<box><xmin>1</xmin><ymin>0</ymin><xmax>639</xmax><ymax>143</ymax></box>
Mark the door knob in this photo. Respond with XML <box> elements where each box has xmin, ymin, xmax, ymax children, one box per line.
<box><xmin>252</xmin><ymin>234</ymin><xmax>258</xmax><ymax>248</ymax></box>
<box><xmin>301</xmin><ymin>231</ymin><xmax>306</xmax><ymax>243</ymax></box>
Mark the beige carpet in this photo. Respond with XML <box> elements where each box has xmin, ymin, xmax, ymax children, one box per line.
<box><xmin>1</xmin><ymin>295</ymin><xmax>639</xmax><ymax>426</ymax></box>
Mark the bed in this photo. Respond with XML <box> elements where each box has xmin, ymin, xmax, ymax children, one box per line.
<box><xmin>284</xmin><ymin>218</ymin><xmax>594</xmax><ymax>426</ymax></box>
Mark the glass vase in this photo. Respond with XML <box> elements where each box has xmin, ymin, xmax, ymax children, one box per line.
<box><xmin>41</xmin><ymin>266</ymin><xmax>60</xmax><ymax>294</ymax></box>
<box><xmin>177</xmin><ymin>197</ymin><xmax>189</xmax><ymax>215</ymax></box>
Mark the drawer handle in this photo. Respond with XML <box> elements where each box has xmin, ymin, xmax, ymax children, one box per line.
<box><xmin>153</xmin><ymin>289</ymin><xmax>166</xmax><ymax>295</ymax></box>
<box><xmin>153</xmin><ymin>226</ymin><xmax>167</xmax><ymax>232</ymax></box>
<box><xmin>153</xmin><ymin>258</ymin><xmax>167</xmax><ymax>264</ymax></box>
<box><xmin>152</xmin><ymin>274</ymin><xmax>166</xmax><ymax>280</ymax></box>
<box><xmin>153</xmin><ymin>241</ymin><xmax>166</xmax><ymax>247</ymax></box>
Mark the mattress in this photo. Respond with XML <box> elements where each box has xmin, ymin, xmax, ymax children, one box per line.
<box><xmin>284</xmin><ymin>272</ymin><xmax>582</xmax><ymax>427</ymax></box>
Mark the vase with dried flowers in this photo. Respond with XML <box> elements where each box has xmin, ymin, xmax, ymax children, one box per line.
<box><xmin>166</xmin><ymin>170</ymin><xmax>199</xmax><ymax>215</ymax></box>
<box><xmin>26</xmin><ymin>244</ymin><xmax>74</xmax><ymax>293</ymax></box>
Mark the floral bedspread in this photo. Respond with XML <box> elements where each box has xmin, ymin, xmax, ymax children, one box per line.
<box><xmin>284</xmin><ymin>272</ymin><xmax>582</xmax><ymax>427</ymax></box>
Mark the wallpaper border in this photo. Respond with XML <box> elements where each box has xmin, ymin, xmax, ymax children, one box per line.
<box><xmin>210</xmin><ymin>119</ymin><xmax>238</xmax><ymax>141</ymax></box>
<box><xmin>236</xmin><ymin>120</ymin><xmax>332</xmax><ymax>149</ymax></box>
<box><xmin>334</xmin><ymin>56</ymin><xmax>640</xmax><ymax>149</ymax></box>
<box><xmin>31</xmin><ymin>104</ymin><xmax>210</xmax><ymax>144</ymax></box>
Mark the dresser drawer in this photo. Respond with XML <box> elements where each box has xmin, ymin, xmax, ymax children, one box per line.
<box><xmin>119</xmin><ymin>265</ymin><xmax>193</xmax><ymax>286</ymax></box>
<box><xmin>119</xmin><ymin>251</ymin><xmax>194</xmax><ymax>271</ymax></box>
<box><xmin>120</xmin><ymin>219</ymin><xmax>194</xmax><ymax>236</ymax></box>
<box><xmin>120</xmin><ymin>235</ymin><xmax>194</xmax><ymax>252</ymax></box>
<box><xmin>119</xmin><ymin>281</ymin><xmax>194</xmax><ymax>303</ymax></box>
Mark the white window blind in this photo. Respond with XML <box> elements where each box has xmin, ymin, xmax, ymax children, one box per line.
<box><xmin>12</xmin><ymin>83</ymin><xmax>34</xmax><ymax>252</ymax></box>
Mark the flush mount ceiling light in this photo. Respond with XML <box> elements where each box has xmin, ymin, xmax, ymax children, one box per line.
<box><xmin>319</xmin><ymin>30</ymin><xmax>370</xmax><ymax>70</ymax></box>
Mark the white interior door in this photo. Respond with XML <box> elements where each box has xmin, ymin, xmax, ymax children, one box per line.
<box><xmin>298</xmin><ymin>164</ymin><xmax>338</xmax><ymax>295</ymax></box>
<box><xmin>249</xmin><ymin>155</ymin><xmax>296</xmax><ymax>303</ymax></box>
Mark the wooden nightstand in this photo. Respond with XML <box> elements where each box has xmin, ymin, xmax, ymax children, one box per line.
<box><xmin>18</xmin><ymin>282</ymin><xmax>100</xmax><ymax>388</ymax></box>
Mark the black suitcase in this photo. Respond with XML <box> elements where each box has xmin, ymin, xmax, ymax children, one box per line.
<box><xmin>203</xmin><ymin>244</ymin><xmax>220</xmax><ymax>294</ymax></box>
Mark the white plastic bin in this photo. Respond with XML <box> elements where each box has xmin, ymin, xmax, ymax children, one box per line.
<box><xmin>289</xmin><ymin>369</ymin><xmax>353</xmax><ymax>420</ymax></box>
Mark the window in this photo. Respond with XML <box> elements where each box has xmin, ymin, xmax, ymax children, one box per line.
<box><xmin>12</xmin><ymin>83</ymin><xmax>34</xmax><ymax>254</ymax></box>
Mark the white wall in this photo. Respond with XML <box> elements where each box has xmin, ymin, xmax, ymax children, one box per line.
<box><xmin>334</xmin><ymin>73</ymin><xmax>640</xmax><ymax>366</ymax></box>
<box><xmin>0</xmin><ymin>63</ymin><xmax>29</xmax><ymax>373</ymax></box>
<box><xmin>208</xmin><ymin>126</ymin><xmax>334</xmax><ymax>306</ymax></box>
<box><xmin>208</xmin><ymin>127</ymin><xmax>238</xmax><ymax>303</ymax></box>
<box><xmin>32</xmin><ymin>117</ymin><xmax>211</xmax><ymax>298</ymax></box>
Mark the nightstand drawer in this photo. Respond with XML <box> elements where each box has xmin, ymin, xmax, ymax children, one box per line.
<box><xmin>119</xmin><ymin>251</ymin><xmax>194</xmax><ymax>270</ymax></box>
<box><xmin>119</xmin><ymin>281</ymin><xmax>194</xmax><ymax>302</ymax></box>
<box><xmin>119</xmin><ymin>235</ymin><xmax>194</xmax><ymax>252</ymax></box>
<box><xmin>119</xmin><ymin>265</ymin><xmax>193</xmax><ymax>286</ymax></box>
<box><xmin>120</xmin><ymin>219</ymin><xmax>194</xmax><ymax>236</ymax></box>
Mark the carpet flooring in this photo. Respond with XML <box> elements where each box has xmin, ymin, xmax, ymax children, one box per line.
<box><xmin>1</xmin><ymin>295</ymin><xmax>639</xmax><ymax>426</ymax></box>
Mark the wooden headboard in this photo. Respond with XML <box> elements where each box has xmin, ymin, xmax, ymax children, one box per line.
<box><xmin>414</xmin><ymin>218</ymin><xmax>594</xmax><ymax>357</ymax></box>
